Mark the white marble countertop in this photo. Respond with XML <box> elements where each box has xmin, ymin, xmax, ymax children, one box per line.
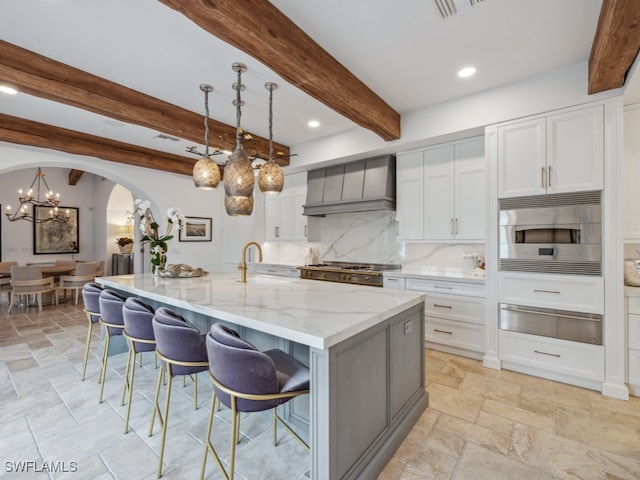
<box><xmin>383</xmin><ymin>267</ymin><xmax>486</xmax><ymax>284</ymax></box>
<box><xmin>97</xmin><ymin>272</ymin><xmax>425</xmax><ymax>350</ymax></box>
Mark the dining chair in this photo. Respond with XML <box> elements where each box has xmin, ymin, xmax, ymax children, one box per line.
<box><xmin>95</xmin><ymin>259</ymin><xmax>105</xmax><ymax>277</ymax></box>
<box><xmin>201</xmin><ymin>323</ymin><xmax>310</xmax><ymax>480</ymax></box>
<box><xmin>121</xmin><ymin>297</ymin><xmax>156</xmax><ymax>434</ymax></box>
<box><xmin>58</xmin><ymin>261</ymin><xmax>96</xmax><ymax>305</ymax></box>
<box><xmin>151</xmin><ymin>307</ymin><xmax>208</xmax><ymax>478</ymax></box>
<box><xmin>97</xmin><ymin>288</ymin><xmax>127</xmax><ymax>403</ymax></box>
<box><xmin>81</xmin><ymin>282</ymin><xmax>103</xmax><ymax>381</ymax></box>
<box><xmin>0</xmin><ymin>261</ymin><xmax>18</xmax><ymax>302</ymax></box>
<box><xmin>8</xmin><ymin>265</ymin><xmax>58</xmax><ymax>313</ymax></box>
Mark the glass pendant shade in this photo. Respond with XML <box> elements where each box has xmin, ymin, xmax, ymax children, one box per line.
<box><xmin>224</xmin><ymin>193</ymin><xmax>254</xmax><ymax>216</ymax></box>
<box><xmin>223</xmin><ymin>143</ymin><xmax>255</xmax><ymax>198</ymax></box>
<box><xmin>258</xmin><ymin>161</ymin><xmax>284</xmax><ymax>194</ymax></box>
<box><xmin>193</xmin><ymin>156</ymin><xmax>220</xmax><ymax>190</ymax></box>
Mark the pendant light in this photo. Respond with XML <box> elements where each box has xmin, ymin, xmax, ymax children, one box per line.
<box><xmin>224</xmin><ymin>62</ymin><xmax>255</xmax><ymax>216</ymax></box>
<box><xmin>4</xmin><ymin>167</ymin><xmax>69</xmax><ymax>223</ymax></box>
<box><xmin>258</xmin><ymin>82</ymin><xmax>284</xmax><ymax>195</ymax></box>
<box><xmin>192</xmin><ymin>84</ymin><xmax>221</xmax><ymax>190</ymax></box>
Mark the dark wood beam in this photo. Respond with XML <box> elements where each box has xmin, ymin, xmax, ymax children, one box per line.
<box><xmin>589</xmin><ymin>0</ymin><xmax>640</xmax><ymax>94</ymax></box>
<box><xmin>68</xmin><ymin>169</ymin><xmax>84</xmax><ymax>185</ymax></box>
<box><xmin>159</xmin><ymin>0</ymin><xmax>401</xmax><ymax>141</ymax></box>
<box><xmin>0</xmin><ymin>40</ymin><xmax>290</xmax><ymax>163</ymax></box>
<box><xmin>0</xmin><ymin>113</ymin><xmax>196</xmax><ymax>176</ymax></box>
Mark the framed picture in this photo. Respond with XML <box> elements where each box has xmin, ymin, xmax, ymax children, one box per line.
<box><xmin>179</xmin><ymin>216</ymin><xmax>212</xmax><ymax>242</ymax></box>
<box><xmin>33</xmin><ymin>206</ymin><xmax>79</xmax><ymax>254</ymax></box>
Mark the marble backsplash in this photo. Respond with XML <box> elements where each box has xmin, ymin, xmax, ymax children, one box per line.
<box><xmin>261</xmin><ymin>211</ymin><xmax>485</xmax><ymax>272</ymax></box>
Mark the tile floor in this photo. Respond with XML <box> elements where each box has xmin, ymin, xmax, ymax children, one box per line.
<box><xmin>1</xmin><ymin>297</ymin><xmax>639</xmax><ymax>480</ymax></box>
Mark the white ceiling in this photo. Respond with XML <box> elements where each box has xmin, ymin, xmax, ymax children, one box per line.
<box><xmin>0</xmin><ymin>0</ymin><xmax>605</xmax><ymax>162</ymax></box>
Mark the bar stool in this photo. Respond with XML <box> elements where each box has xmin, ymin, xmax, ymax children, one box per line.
<box><xmin>151</xmin><ymin>307</ymin><xmax>208</xmax><ymax>478</ymax></box>
<box><xmin>201</xmin><ymin>323</ymin><xmax>310</xmax><ymax>480</ymax></box>
<box><xmin>121</xmin><ymin>297</ymin><xmax>156</xmax><ymax>433</ymax></box>
<box><xmin>97</xmin><ymin>289</ymin><xmax>126</xmax><ymax>403</ymax></box>
<box><xmin>81</xmin><ymin>282</ymin><xmax>103</xmax><ymax>380</ymax></box>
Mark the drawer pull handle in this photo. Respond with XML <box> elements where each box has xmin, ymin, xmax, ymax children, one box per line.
<box><xmin>433</xmin><ymin>304</ymin><xmax>453</xmax><ymax>309</ymax></box>
<box><xmin>533</xmin><ymin>289</ymin><xmax>560</xmax><ymax>294</ymax></box>
<box><xmin>434</xmin><ymin>285</ymin><xmax>453</xmax><ymax>290</ymax></box>
<box><xmin>434</xmin><ymin>329</ymin><xmax>453</xmax><ymax>335</ymax></box>
<box><xmin>534</xmin><ymin>350</ymin><xmax>560</xmax><ymax>358</ymax></box>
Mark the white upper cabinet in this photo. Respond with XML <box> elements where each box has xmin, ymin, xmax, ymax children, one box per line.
<box><xmin>624</xmin><ymin>105</ymin><xmax>640</xmax><ymax>240</ymax></box>
<box><xmin>396</xmin><ymin>136</ymin><xmax>486</xmax><ymax>242</ymax></box>
<box><xmin>265</xmin><ymin>172</ymin><xmax>308</xmax><ymax>241</ymax></box>
<box><xmin>497</xmin><ymin>105</ymin><xmax>604</xmax><ymax>198</ymax></box>
<box><xmin>396</xmin><ymin>150</ymin><xmax>424</xmax><ymax>240</ymax></box>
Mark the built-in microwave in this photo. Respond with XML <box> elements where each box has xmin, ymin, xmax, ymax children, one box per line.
<box><xmin>499</xmin><ymin>191</ymin><xmax>601</xmax><ymax>276</ymax></box>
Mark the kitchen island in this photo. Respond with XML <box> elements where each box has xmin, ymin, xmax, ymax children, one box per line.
<box><xmin>97</xmin><ymin>272</ymin><xmax>427</xmax><ymax>480</ymax></box>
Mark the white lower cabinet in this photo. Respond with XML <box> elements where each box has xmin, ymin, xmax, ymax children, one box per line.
<box><xmin>626</xmin><ymin>295</ymin><xmax>640</xmax><ymax>396</ymax></box>
<box><xmin>403</xmin><ymin>277</ymin><xmax>486</xmax><ymax>359</ymax></box>
<box><xmin>499</xmin><ymin>330</ymin><xmax>604</xmax><ymax>390</ymax></box>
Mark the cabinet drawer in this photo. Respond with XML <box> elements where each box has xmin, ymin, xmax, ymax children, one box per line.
<box><xmin>629</xmin><ymin>314</ymin><xmax>640</xmax><ymax>349</ymax></box>
<box><xmin>406</xmin><ymin>277</ymin><xmax>485</xmax><ymax>297</ymax></box>
<box><xmin>499</xmin><ymin>330</ymin><xmax>604</xmax><ymax>382</ymax></box>
<box><xmin>425</xmin><ymin>317</ymin><xmax>485</xmax><ymax>353</ymax></box>
<box><xmin>628</xmin><ymin>296</ymin><xmax>640</xmax><ymax>315</ymax></box>
<box><xmin>425</xmin><ymin>293</ymin><xmax>485</xmax><ymax>325</ymax></box>
<box><xmin>629</xmin><ymin>349</ymin><xmax>640</xmax><ymax>386</ymax></box>
<box><xmin>498</xmin><ymin>272</ymin><xmax>603</xmax><ymax>313</ymax></box>
<box><xmin>383</xmin><ymin>275</ymin><xmax>406</xmax><ymax>290</ymax></box>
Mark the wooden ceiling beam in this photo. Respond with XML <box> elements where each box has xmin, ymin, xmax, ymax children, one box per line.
<box><xmin>159</xmin><ymin>0</ymin><xmax>401</xmax><ymax>141</ymax></box>
<box><xmin>0</xmin><ymin>40</ymin><xmax>289</xmax><ymax>163</ymax></box>
<box><xmin>68</xmin><ymin>169</ymin><xmax>84</xmax><ymax>185</ymax></box>
<box><xmin>0</xmin><ymin>113</ymin><xmax>196</xmax><ymax>176</ymax></box>
<box><xmin>589</xmin><ymin>0</ymin><xmax>640</xmax><ymax>94</ymax></box>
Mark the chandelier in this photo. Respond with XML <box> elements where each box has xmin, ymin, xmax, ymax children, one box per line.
<box><xmin>4</xmin><ymin>167</ymin><xmax>69</xmax><ymax>223</ymax></box>
<box><xmin>190</xmin><ymin>63</ymin><xmax>286</xmax><ymax>216</ymax></box>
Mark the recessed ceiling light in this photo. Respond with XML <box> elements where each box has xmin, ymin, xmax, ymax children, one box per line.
<box><xmin>457</xmin><ymin>66</ymin><xmax>476</xmax><ymax>78</ymax></box>
<box><xmin>308</xmin><ymin>120</ymin><xmax>320</xmax><ymax>128</ymax></box>
<box><xmin>0</xmin><ymin>85</ymin><xmax>18</xmax><ymax>95</ymax></box>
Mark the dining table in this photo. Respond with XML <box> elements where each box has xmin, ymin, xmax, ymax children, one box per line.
<box><xmin>0</xmin><ymin>264</ymin><xmax>78</xmax><ymax>306</ymax></box>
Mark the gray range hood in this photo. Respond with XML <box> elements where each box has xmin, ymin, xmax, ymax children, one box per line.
<box><xmin>303</xmin><ymin>154</ymin><xmax>396</xmax><ymax>216</ymax></box>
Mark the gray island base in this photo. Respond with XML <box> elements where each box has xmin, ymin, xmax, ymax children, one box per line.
<box><xmin>97</xmin><ymin>272</ymin><xmax>428</xmax><ymax>480</ymax></box>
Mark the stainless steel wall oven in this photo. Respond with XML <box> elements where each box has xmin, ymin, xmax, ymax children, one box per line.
<box><xmin>499</xmin><ymin>190</ymin><xmax>602</xmax><ymax>275</ymax></box>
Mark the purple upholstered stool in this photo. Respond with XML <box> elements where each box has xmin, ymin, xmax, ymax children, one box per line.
<box><xmin>151</xmin><ymin>307</ymin><xmax>208</xmax><ymax>478</ymax></box>
<box><xmin>200</xmin><ymin>323</ymin><xmax>310</xmax><ymax>480</ymax></box>
<box><xmin>97</xmin><ymin>288</ymin><xmax>126</xmax><ymax>403</ymax></box>
<box><xmin>81</xmin><ymin>282</ymin><xmax>103</xmax><ymax>381</ymax></box>
<box><xmin>121</xmin><ymin>297</ymin><xmax>156</xmax><ymax>434</ymax></box>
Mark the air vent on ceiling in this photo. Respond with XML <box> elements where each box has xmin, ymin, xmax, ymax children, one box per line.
<box><xmin>154</xmin><ymin>133</ymin><xmax>180</xmax><ymax>142</ymax></box>
<box><xmin>435</xmin><ymin>0</ymin><xmax>484</xmax><ymax>19</ymax></box>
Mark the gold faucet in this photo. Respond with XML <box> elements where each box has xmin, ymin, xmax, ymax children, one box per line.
<box><xmin>238</xmin><ymin>241</ymin><xmax>263</xmax><ymax>283</ymax></box>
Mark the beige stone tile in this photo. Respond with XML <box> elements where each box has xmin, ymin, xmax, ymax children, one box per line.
<box><xmin>519</xmin><ymin>387</ymin><xmax>591</xmax><ymax>415</ymax></box>
<box><xmin>403</xmin><ymin>408</ymin><xmax>440</xmax><ymax>445</ymax></box>
<box><xmin>393</xmin><ymin>441</ymin><xmax>457</xmax><ymax>480</ymax></box>
<box><xmin>458</xmin><ymin>371</ymin><xmax>522</xmax><ymax>405</ymax></box>
<box><xmin>475</xmin><ymin>410</ymin><xmax>513</xmax><ymax>436</ymax></box>
<box><xmin>510</xmin><ymin>423</ymin><xmax>605</xmax><ymax>480</ymax></box>
<box><xmin>600</xmin><ymin>449</ymin><xmax>640</xmax><ymax>480</ymax></box>
<box><xmin>377</xmin><ymin>457</ymin><xmax>408</xmax><ymax>480</ymax></box>
<box><xmin>435</xmin><ymin>413</ymin><xmax>511</xmax><ymax>456</ymax></box>
<box><xmin>426</xmin><ymin>427</ymin><xmax>466</xmax><ymax>457</ymax></box>
<box><xmin>588</xmin><ymin>391</ymin><xmax>640</xmax><ymax>426</ymax></box>
<box><xmin>426</xmin><ymin>382</ymin><xmax>483</xmax><ymax>422</ymax></box>
<box><xmin>482</xmin><ymin>398</ymin><xmax>554</xmax><ymax>433</ymax></box>
<box><xmin>453</xmin><ymin>443</ymin><xmax>552</xmax><ymax>480</ymax></box>
<box><xmin>555</xmin><ymin>406</ymin><xmax>640</xmax><ymax>459</ymax></box>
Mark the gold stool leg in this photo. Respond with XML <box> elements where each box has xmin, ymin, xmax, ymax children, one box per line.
<box><xmin>81</xmin><ymin>319</ymin><xmax>95</xmax><ymax>381</ymax></box>
<box><xmin>97</xmin><ymin>329</ymin><xmax>112</xmax><ymax>403</ymax></box>
<box><xmin>229</xmin><ymin>398</ymin><xmax>238</xmax><ymax>480</ymax></box>
<box><xmin>123</xmin><ymin>346</ymin><xmax>137</xmax><ymax>434</ymax></box>
<box><xmin>149</xmin><ymin>366</ymin><xmax>164</xmax><ymax>437</ymax></box>
<box><xmin>157</xmin><ymin>368</ymin><xmax>173</xmax><ymax>478</ymax></box>
<box><xmin>200</xmin><ymin>393</ymin><xmax>226</xmax><ymax>480</ymax></box>
<box><xmin>121</xmin><ymin>343</ymin><xmax>133</xmax><ymax>406</ymax></box>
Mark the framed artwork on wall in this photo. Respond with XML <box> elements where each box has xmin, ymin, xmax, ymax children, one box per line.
<box><xmin>33</xmin><ymin>206</ymin><xmax>79</xmax><ymax>254</ymax></box>
<box><xmin>179</xmin><ymin>216</ymin><xmax>212</xmax><ymax>242</ymax></box>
